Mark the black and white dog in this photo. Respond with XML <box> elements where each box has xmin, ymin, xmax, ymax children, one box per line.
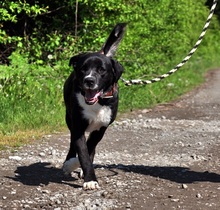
<box><xmin>63</xmin><ymin>23</ymin><xmax>126</xmax><ymax>190</ymax></box>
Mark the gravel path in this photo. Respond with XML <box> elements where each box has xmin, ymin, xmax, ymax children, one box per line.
<box><xmin>1</xmin><ymin>70</ymin><xmax>220</xmax><ymax>210</ymax></box>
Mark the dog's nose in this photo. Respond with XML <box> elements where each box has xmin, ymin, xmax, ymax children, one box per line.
<box><xmin>84</xmin><ymin>77</ymin><xmax>96</xmax><ymax>88</ymax></box>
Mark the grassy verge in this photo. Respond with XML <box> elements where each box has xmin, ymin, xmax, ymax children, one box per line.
<box><xmin>119</xmin><ymin>54</ymin><xmax>220</xmax><ymax>112</ymax></box>
<box><xmin>0</xmin><ymin>130</ymin><xmax>48</xmax><ymax>150</ymax></box>
<box><xmin>1</xmin><ymin>30</ymin><xmax>220</xmax><ymax>150</ymax></box>
<box><xmin>0</xmin><ymin>97</ymin><xmax>67</xmax><ymax>150</ymax></box>
<box><xmin>1</xmin><ymin>59</ymin><xmax>219</xmax><ymax>150</ymax></box>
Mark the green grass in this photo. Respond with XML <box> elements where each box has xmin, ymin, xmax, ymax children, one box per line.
<box><xmin>1</xmin><ymin>57</ymin><xmax>219</xmax><ymax>150</ymax></box>
<box><xmin>0</xmin><ymin>93</ymin><xmax>66</xmax><ymax>150</ymax></box>
<box><xmin>1</xmin><ymin>40</ymin><xmax>220</xmax><ymax>150</ymax></box>
<box><xmin>119</xmin><ymin>53</ymin><xmax>220</xmax><ymax>112</ymax></box>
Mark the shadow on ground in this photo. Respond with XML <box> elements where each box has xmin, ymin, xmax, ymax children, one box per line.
<box><xmin>103</xmin><ymin>164</ymin><xmax>220</xmax><ymax>184</ymax></box>
<box><xmin>5</xmin><ymin>162</ymin><xmax>81</xmax><ymax>188</ymax></box>
<box><xmin>5</xmin><ymin>162</ymin><xmax>220</xmax><ymax>188</ymax></box>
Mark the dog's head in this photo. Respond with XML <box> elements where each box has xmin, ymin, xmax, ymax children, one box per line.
<box><xmin>69</xmin><ymin>23</ymin><xmax>126</xmax><ymax>105</ymax></box>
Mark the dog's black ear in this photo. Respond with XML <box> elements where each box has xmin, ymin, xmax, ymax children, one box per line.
<box><xmin>69</xmin><ymin>55</ymin><xmax>79</xmax><ymax>68</ymax></box>
<box><xmin>100</xmin><ymin>23</ymin><xmax>127</xmax><ymax>57</ymax></box>
<box><xmin>111</xmin><ymin>59</ymin><xmax>124</xmax><ymax>82</ymax></box>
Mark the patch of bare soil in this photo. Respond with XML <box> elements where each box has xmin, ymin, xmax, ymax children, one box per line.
<box><xmin>1</xmin><ymin>70</ymin><xmax>220</xmax><ymax>210</ymax></box>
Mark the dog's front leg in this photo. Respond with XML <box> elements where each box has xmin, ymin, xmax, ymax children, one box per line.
<box><xmin>63</xmin><ymin>132</ymin><xmax>80</xmax><ymax>175</ymax></box>
<box><xmin>74</xmin><ymin>136</ymin><xmax>100</xmax><ymax>190</ymax></box>
<box><xmin>87</xmin><ymin>127</ymin><xmax>107</xmax><ymax>163</ymax></box>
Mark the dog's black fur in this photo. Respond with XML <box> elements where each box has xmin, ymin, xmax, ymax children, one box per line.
<box><xmin>63</xmin><ymin>23</ymin><xmax>126</xmax><ymax>190</ymax></box>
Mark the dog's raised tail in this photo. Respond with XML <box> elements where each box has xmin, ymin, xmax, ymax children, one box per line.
<box><xmin>100</xmin><ymin>23</ymin><xmax>127</xmax><ymax>57</ymax></box>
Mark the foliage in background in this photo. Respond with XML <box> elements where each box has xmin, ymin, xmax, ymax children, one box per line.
<box><xmin>0</xmin><ymin>0</ymin><xmax>220</xmax><ymax>148</ymax></box>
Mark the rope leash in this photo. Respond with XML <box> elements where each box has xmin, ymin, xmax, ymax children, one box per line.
<box><xmin>121</xmin><ymin>0</ymin><xmax>218</xmax><ymax>86</ymax></box>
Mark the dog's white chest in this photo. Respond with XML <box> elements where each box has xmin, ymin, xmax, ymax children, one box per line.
<box><xmin>77</xmin><ymin>93</ymin><xmax>112</xmax><ymax>132</ymax></box>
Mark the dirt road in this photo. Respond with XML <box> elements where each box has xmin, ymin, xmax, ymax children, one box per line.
<box><xmin>1</xmin><ymin>70</ymin><xmax>220</xmax><ymax>210</ymax></box>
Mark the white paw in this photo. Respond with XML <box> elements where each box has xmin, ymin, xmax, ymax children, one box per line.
<box><xmin>83</xmin><ymin>181</ymin><xmax>100</xmax><ymax>190</ymax></box>
<box><xmin>62</xmin><ymin>157</ymin><xmax>80</xmax><ymax>175</ymax></box>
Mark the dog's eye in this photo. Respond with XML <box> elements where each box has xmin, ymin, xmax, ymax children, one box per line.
<box><xmin>79</xmin><ymin>68</ymin><xmax>87</xmax><ymax>74</ymax></box>
<box><xmin>98</xmin><ymin>67</ymin><xmax>106</xmax><ymax>75</ymax></box>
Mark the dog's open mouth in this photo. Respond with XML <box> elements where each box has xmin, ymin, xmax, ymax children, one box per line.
<box><xmin>84</xmin><ymin>89</ymin><xmax>102</xmax><ymax>105</ymax></box>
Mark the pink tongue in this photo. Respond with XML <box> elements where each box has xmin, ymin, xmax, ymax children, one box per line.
<box><xmin>85</xmin><ymin>90</ymin><xmax>101</xmax><ymax>102</ymax></box>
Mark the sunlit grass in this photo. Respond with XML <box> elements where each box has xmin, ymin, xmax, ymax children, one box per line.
<box><xmin>0</xmin><ymin>54</ymin><xmax>220</xmax><ymax>150</ymax></box>
<box><xmin>119</xmin><ymin>54</ymin><xmax>220</xmax><ymax>112</ymax></box>
<box><xmin>0</xmin><ymin>130</ymin><xmax>45</xmax><ymax>150</ymax></box>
